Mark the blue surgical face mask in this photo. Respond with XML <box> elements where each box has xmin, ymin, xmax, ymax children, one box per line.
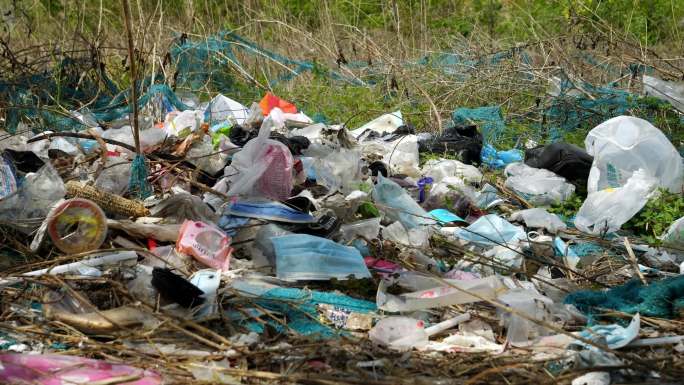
<box><xmin>224</xmin><ymin>199</ymin><xmax>316</xmax><ymax>223</ymax></box>
<box><xmin>271</xmin><ymin>234</ymin><xmax>371</xmax><ymax>281</ymax></box>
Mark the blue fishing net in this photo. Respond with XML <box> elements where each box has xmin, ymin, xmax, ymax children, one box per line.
<box><xmin>231</xmin><ymin>286</ymin><xmax>376</xmax><ymax>338</ymax></box>
<box><xmin>564</xmin><ymin>275</ymin><xmax>684</xmax><ymax>322</ymax></box>
<box><xmin>128</xmin><ymin>154</ymin><xmax>152</xmax><ymax>199</ymax></box>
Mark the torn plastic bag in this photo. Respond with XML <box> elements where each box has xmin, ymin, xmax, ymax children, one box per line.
<box><xmin>585</xmin><ymin>115</ymin><xmax>683</xmax><ymax>193</ymax></box>
<box><xmin>0</xmin><ymin>164</ymin><xmax>65</xmax><ymax>233</ymax></box>
<box><xmin>643</xmin><ymin>74</ymin><xmax>684</xmax><ymax>112</ymax></box>
<box><xmin>524</xmin><ymin>142</ymin><xmax>593</xmax><ymax>185</ymax></box>
<box><xmin>383</xmin><ymin>221</ymin><xmax>430</xmax><ymax>248</ymax></box>
<box><xmin>94</xmin><ymin>156</ymin><xmax>131</xmax><ymax>195</ymax></box>
<box><xmin>421</xmin><ymin>158</ymin><xmax>483</xmax><ymax>184</ymax></box>
<box><xmin>339</xmin><ymin>218</ymin><xmax>381</xmax><ymax>242</ymax></box>
<box><xmin>291</xmin><ymin>123</ymin><xmax>355</xmax><ymax>158</ymax></box>
<box><xmin>661</xmin><ymin>216</ymin><xmax>684</xmax><ymax>249</ymax></box>
<box><xmin>164</xmin><ymin>109</ymin><xmax>203</xmax><ymax>137</ymax></box>
<box><xmin>504</xmin><ymin>162</ymin><xmax>575</xmax><ymax>206</ymax></box>
<box><xmin>226</xmin><ymin>111</ymin><xmax>293</xmax><ymax>200</ymax></box>
<box><xmin>358</xmin><ymin>134</ymin><xmax>421</xmax><ymax>177</ymax></box>
<box><xmin>186</xmin><ymin>137</ymin><xmax>229</xmax><ymax>175</ymax></box>
<box><xmin>272</xmin><ymin>234</ymin><xmax>371</xmax><ymax>281</ymax></box>
<box><xmin>313</xmin><ymin>148</ymin><xmax>362</xmax><ymax>194</ymax></box>
<box><xmin>373</xmin><ymin>175</ymin><xmax>435</xmax><ymax>229</ymax></box>
<box><xmin>452</xmin><ymin>214</ymin><xmax>525</xmax><ymax>247</ymax></box>
<box><xmin>151</xmin><ymin>192</ymin><xmax>217</xmax><ymax>223</ymax></box>
<box><xmin>377</xmin><ymin>274</ymin><xmax>506</xmax><ymax>312</ymax></box>
<box><xmin>574</xmin><ymin>169</ymin><xmax>658</xmax><ymax>234</ymax></box>
<box><xmin>223</xmin><ymin>198</ymin><xmax>315</xmax><ymax>223</ymax></box>
<box><xmin>510</xmin><ymin>208</ymin><xmax>567</xmax><ymax>234</ymax></box>
<box><xmin>0</xmin><ymin>354</ymin><xmax>162</xmax><ymax>385</ymax></box>
<box><xmin>205</xmin><ymin>94</ymin><xmax>249</xmax><ymax>125</ymax></box>
<box><xmin>497</xmin><ymin>288</ymin><xmax>554</xmax><ymax>346</ymax></box>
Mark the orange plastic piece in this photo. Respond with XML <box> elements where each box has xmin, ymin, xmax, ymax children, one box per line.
<box><xmin>259</xmin><ymin>92</ymin><xmax>297</xmax><ymax>116</ymax></box>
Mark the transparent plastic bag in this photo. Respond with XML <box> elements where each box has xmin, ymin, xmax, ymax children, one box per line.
<box><xmin>504</xmin><ymin>162</ymin><xmax>575</xmax><ymax>206</ymax></box>
<box><xmin>313</xmin><ymin>148</ymin><xmax>362</xmax><ymax>194</ymax></box>
<box><xmin>95</xmin><ymin>157</ymin><xmax>131</xmax><ymax>195</ymax></box>
<box><xmin>643</xmin><ymin>75</ymin><xmax>684</xmax><ymax>113</ymax></box>
<box><xmin>339</xmin><ymin>218</ymin><xmax>381</xmax><ymax>242</ymax></box>
<box><xmin>0</xmin><ymin>164</ymin><xmax>65</xmax><ymax>233</ymax></box>
<box><xmin>373</xmin><ymin>175</ymin><xmax>435</xmax><ymax>229</ymax></box>
<box><xmin>585</xmin><ymin>116</ymin><xmax>683</xmax><ymax>193</ymax></box>
<box><xmin>497</xmin><ymin>288</ymin><xmax>553</xmax><ymax>346</ymax></box>
<box><xmin>574</xmin><ymin>169</ymin><xmax>658</xmax><ymax>234</ymax></box>
<box><xmin>660</xmin><ymin>216</ymin><xmax>684</xmax><ymax>249</ymax></box>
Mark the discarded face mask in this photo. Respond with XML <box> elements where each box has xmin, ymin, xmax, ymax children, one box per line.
<box><xmin>554</xmin><ymin>237</ymin><xmax>580</xmax><ymax>270</ymax></box>
<box><xmin>271</xmin><ymin>234</ymin><xmax>371</xmax><ymax>281</ymax></box>
<box><xmin>223</xmin><ymin>198</ymin><xmax>316</xmax><ymax>223</ymax></box>
<box><xmin>176</xmin><ymin>220</ymin><xmax>232</xmax><ymax>271</ymax></box>
<box><xmin>573</xmin><ymin>313</ymin><xmax>640</xmax><ymax>350</ymax></box>
<box><xmin>190</xmin><ymin>269</ymin><xmax>221</xmax><ymax>318</ymax></box>
<box><xmin>0</xmin><ymin>354</ymin><xmax>162</xmax><ymax>385</ymax></box>
<box><xmin>452</xmin><ymin>214</ymin><xmax>525</xmax><ymax>247</ymax></box>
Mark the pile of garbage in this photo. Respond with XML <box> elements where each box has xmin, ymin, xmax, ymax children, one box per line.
<box><xmin>1</xmin><ymin>87</ymin><xmax>684</xmax><ymax>384</ymax></box>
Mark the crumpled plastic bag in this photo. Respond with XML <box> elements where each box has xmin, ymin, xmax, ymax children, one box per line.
<box><xmin>422</xmin><ymin>158</ymin><xmax>483</xmax><ymax>184</ymax></box>
<box><xmin>373</xmin><ymin>175</ymin><xmax>435</xmax><ymax>229</ymax></box>
<box><xmin>661</xmin><ymin>216</ymin><xmax>684</xmax><ymax>249</ymax></box>
<box><xmin>510</xmin><ymin>208</ymin><xmax>567</xmax><ymax>234</ymax></box>
<box><xmin>205</xmin><ymin>94</ymin><xmax>249</xmax><ymax>125</ymax></box>
<box><xmin>574</xmin><ymin>169</ymin><xmax>658</xmax><ymax>234</ymax></box>
<box><xmin>585</xmin><ymin>115</ymin><xmax>683</xmax><ymax>193</ymax></box>
<box><xmin>504</xmin><ymin>162</ymin><xmax>575</xmax><ymax>206</ymax></box>
<box><xmin>226</xmin><ymin>109</ymin><xmax>293</xmax><ymax>201</ymax></box>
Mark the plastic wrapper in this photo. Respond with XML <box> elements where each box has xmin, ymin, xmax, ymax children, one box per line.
<box><xmin>176</xmin><ymin>220</ymin><xmax>232</xmax><ymax>271</ymax></box>
<box><xmin>46</xmin><ymin>198</ymin><xmax>108</xmax><ymax>253</ymax></box>
<box><xmin>272</xmin><ymin>234</ymin><xmax>371</xmax><ymax>281</ymax></box>
<box><xmin>509</xmin><ymin>208</ymin><xmax>567</xmax><ymax>234</ymax></box>
<box><xmin>373</xmin><ymin>175</ymin><xmax>435</xmax><ymax>229</ymax></box>
<box><xmin>0</xmin><ymin>154</ymin><xmax>18</xmax><ymax>199</ymax></box>
<box><xmin>574</xmin><ymin>169</ymin><xmax>657</xmax><ymax>234</ymax></box>
<box><xmin>585</xmin><ymin>115</ymin><xmax>683</xmax><ymax>193</ymax></box>
<box><xmin>504</xmin><ymin>162</ymin><xmax>575</xmax><ymax>206</ymax></box>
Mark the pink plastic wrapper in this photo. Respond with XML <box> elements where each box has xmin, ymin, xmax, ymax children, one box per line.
<box><xmin>0</xmin><ymin>353</ymin><xmax>162</xmax><ymax>385</ymax></box>
<box><xmin>176</xmin><ymin>220</ymin><xmax>232</xmax><ymax>271</ymax></box>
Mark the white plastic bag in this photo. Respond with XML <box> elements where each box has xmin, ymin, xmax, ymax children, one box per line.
<box><xmin>585</xmin><ymin>116</ymin><xmax>683</xmax><ymax>193</ymax></box>
<box><xmin>509</xmin><ymin>208</ymin><xmax>567</xmax><ymax>234</ymax></box>
<box><xmin>359</xmin><ymin>135</ymin><xmax>421</xmax><ymax>177</ymax></box>
<box><xmin>350</xmin><ymin>110</ymin><xmax>403</xmax><ymax>139</ymax></box>
<box><xmin>574</xmin><ymin>169</ymin><xmax>658</xmax><ymax>234</ymax></box>
<box><xmin>205</xmin><ymin>94</ymin><xmax>249</xmax><ymax>125</ymax></box>
<box><xmin>226</xmin><ymin>113</ymin><xmax>294</xmax><ymax>201</ymax></box>
<box><xmin>661</xmin><ymin>216</ymin><xmax>684</xmax><ymax>249</ymax></box>
<box><xmin>504</xmin><ymin>162</ymin><xmax>575</xmax><ymax>206</ymax></box>
<box><xmin>422</xmin><ymin>158</ymin><xmax>483</xmax><ymax>184</ymax></box>
<box><xmin>163</xmin><ymin>109</ymin><xmax>203</xmax><ymax>137</ymax></box>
